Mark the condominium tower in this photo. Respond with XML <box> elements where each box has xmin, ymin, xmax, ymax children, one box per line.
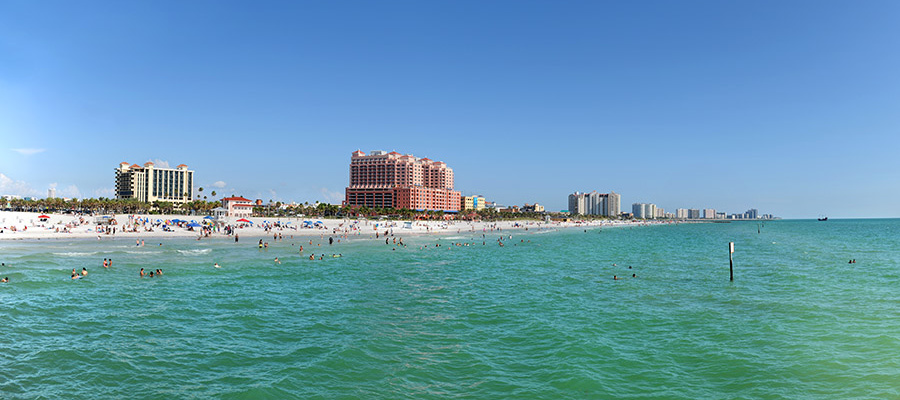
<box><xmin>568</xmin><ymin>191</ymin><xmax>620</xmax><ymax>217</ymax></box>
<box><xmin>344</xmin><ymin>150</ymin><xmax>461</xmax><ymax>211</ymax></box>
<box><xmin>632</xmin><ymin>203</ymin><xmax>657</xmax><ymax>219</ymax></box>
<box><xmin>115</xmin><ymin>162</ymin><xmax>194</xmax><ymax>205</ymax></box>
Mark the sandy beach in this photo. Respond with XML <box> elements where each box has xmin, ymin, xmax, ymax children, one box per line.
<box><xmin>0</xmin><ymin>210</ymin><xmax>660</xmax><ymax>241</ymax></box>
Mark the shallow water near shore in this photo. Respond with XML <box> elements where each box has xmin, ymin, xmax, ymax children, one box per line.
<box><xmin>1</xmin><ymin>220</ymin><xmax>898</xmax><ymax>399</ymax></box>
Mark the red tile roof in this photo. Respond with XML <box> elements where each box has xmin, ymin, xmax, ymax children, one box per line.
<box><xmin>176</xmin><ymin>164</ymin><xmax>187</xmax><ymax>168</ymax></box>
<box><xmin>222</xmin><ymin>196</ymin><xmax>252</xmax><ymax>202</ymax></box>
<box><xmin>233</xmin><ymin>204</ymin><xmax>255</xmax><ymax>207</ymax></box>
<box><xmin>130</xmin><ymin>164</ymin><xmax>142</xmax><ymax>168</ymax></box>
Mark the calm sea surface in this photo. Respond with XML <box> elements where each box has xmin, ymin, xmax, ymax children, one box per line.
<box><xmin>1</xmin><ymin>219</ymin><xmax>898</xmax><ymax>399</ymax></box>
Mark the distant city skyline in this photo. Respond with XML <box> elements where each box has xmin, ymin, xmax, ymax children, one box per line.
<box><xmin>2</xmin><ymin>1</ymin><xmax>899</xmax><ymax>219</ymax></box>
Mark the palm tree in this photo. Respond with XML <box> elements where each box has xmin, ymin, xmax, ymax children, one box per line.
<box><xmin>211</xmin><ymin>190</ymin><xmax>216</xmax><ymax>198</ymax></box>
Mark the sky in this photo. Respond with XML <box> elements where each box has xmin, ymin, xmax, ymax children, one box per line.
<box><xmin>1</xmin><ymin>1</ymin><xmax>898</xmax><ymax>219</ymax></box>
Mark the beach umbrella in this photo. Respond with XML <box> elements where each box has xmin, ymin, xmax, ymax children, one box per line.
<box><xmin>236</xmin><ymin>218</ymin><xmax>252</xmax><ymax>223</ymax></box>
<box><xmin>187</xmin><ymin>222</ymin><xmax>201</xmax><ymax>227</ymax></box>
<box><xmin>203</xmin><ymin>216</ymin><xmax>215</xmax><ymax>220</ymax></box>
<box><xmin>38</xmin><ymin>214</ymin><xmax>51</xmax><ymax>219</ymax></box>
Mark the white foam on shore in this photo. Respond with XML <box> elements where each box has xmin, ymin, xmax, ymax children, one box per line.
<box><xmin>52</xmin><ymin>252</ymin><xmax>99</xmax><ymax>257</ymax></box>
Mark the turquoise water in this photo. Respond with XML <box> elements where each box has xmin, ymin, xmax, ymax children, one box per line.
<box><xmin>1</xmin><ymin>220</ymin><xmax>898</xmax><ymax>399</ymax></box>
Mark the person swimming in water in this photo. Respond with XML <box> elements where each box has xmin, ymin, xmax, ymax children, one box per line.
<box><xmin>82</xmin><ymin>268</ymin><xmax>88</xmax><ymax>276</ymax></box>
<box><xmin>140</xmin><ymin>268</ymin><xmax>146</xmax><ymax>277</ymax></box>
<box><xmin>274</xmin><ymin>257</ymin><xmax>281</xmax><ymax>264</ymax></box>
<box><xmin>214</xmin><ymin>263</ymin><xmax>221</xmax><ymax>268</ymax></box>
<box><xmin>0</xmin><ymin>277</ymin><xmax>7</xmax><ymax>283</ymax></box>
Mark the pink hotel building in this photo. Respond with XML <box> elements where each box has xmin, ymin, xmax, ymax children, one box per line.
<box><xmin>344</xmin><ymin>150</ymin><xmax>461</xmax><ymax>212</ymax></box>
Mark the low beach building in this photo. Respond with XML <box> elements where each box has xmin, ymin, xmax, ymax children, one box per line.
<box><xmin>220</xmin><ymin>196</ymin><xmax>254</xmax><ymax>218</ymax></box>
<box><xmin>461</xmin><ymin>195</ymin><xmax>486</xmax><ymax>211</ymax></box>
<box><xmin>521</xmin><ymin>203</ymin><xmax>544</xmax><ymax>213</ymax></box>
<box><xmin>115</xmin><ymin>162</ymin><xmax>193</xmax><ymax>206</ymax></box>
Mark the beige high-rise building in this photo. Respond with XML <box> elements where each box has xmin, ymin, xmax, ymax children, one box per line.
<box><xmin>115</xmin><ymin>162</ymin><xmax>194</xmax><ymax>205</ymax></box>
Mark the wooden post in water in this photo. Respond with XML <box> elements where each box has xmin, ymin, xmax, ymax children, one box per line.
<box><xmin>729</xmin><ymin>242</ymin><xmax>735</xmax><ymax>281</ymax></box>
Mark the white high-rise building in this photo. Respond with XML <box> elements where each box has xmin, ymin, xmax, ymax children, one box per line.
<box><xmin>607</xmin><ymin>191</ymin><xmax>620</xmax><ymax>217</ymax></box>
<box><xmin>115</xmin><ymin>162</ymin><xmax>194</xmax><ymax>205</ymax></box>
<box><xmin>704</xmin><ymin>208</ymin><xmax>717</xmax><ymax>219</ymax></box>
<box><xmin>632</xmin><ymin>203</ymin><xmax>657</xmax><ymax>219</ymax></box>
<box><xmin>48</xmin><ymin>187</ymin><xmax>56</xmax><ymax>199</ymax></box>
<box><xmin>569</xmin><ymin>191</ymin><xmax>619</xmax><ymax>217</ymax></box>
<box><xmin>676</xmin><ymin>208</ymin><xmax>688</xmax><ymax>219</ymax></box>
<box><xmin>568</xmin><ymin>192</ymin><xmax>587</xmax><ymax>215</ymax></box>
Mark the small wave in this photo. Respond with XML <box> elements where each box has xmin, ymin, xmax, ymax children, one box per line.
<box><xmin>52</xmin><ymin>252</ymin><xmax>98</xmax><ymax>257</ymax></box>
<box><xmin>176</xmin><ymin>249</ymin><xmax>212</xmax><ymax>256</ymax></box>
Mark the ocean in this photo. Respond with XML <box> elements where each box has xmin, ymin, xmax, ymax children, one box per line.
<box><xmin>1</xmin><ymin>219</ymin><xmax>898</xmax><ymax>399</ymax></box>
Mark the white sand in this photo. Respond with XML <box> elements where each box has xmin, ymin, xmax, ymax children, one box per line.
<box><xmin>0</xmin><ymin>210</ymin><xmax>660</xmax><ymax>241</ymax></box>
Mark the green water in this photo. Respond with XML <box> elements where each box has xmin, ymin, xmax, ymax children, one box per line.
<box><xmin>1</xmin><ymin>220</ymin><xmax>898</xmax><ymax>399</ymax></box>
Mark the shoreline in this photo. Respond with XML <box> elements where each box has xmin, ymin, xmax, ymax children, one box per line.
<box><xmin>0</xmin><ymin>211</ymin><xmax>680</xmax><ymax>242</ymax></box>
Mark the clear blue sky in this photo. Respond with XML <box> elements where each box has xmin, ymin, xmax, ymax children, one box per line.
<box><xmin>1</xmin><ymin>1</ymin><xmax>898</xmax><ymax>218</ymax></box>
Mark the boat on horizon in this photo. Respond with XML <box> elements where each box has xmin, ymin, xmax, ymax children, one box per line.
<box><xmin>818</xmin><ymin>216</ymin><xmax>828</xmax><ymax>221</ymax></box>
